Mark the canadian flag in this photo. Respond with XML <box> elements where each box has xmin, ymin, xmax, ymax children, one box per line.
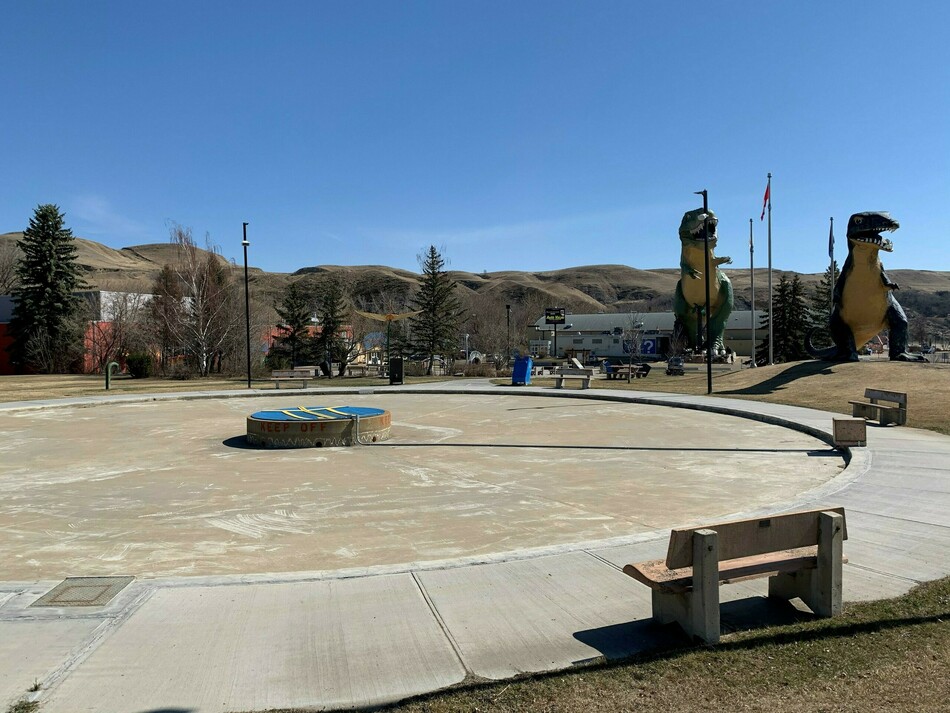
<box><xmin>760</xmin><ymin>182</ymin><xmax>770</xmax><ymax>221</ymax></box>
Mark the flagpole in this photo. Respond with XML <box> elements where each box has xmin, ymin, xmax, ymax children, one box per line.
<box><xmin>766</xmin><ymin>173</ymin><xmax>773</xmax><ymax>366</ymax></box>
<box><xmin>828</xmin><ymin>216</ymin><xmax>835</xmax><ymax>309</ymax></box>
<box><xmin>750</xmin><ymin>218</ymin><xmax>756</xmax><ymax>367</ymax></box>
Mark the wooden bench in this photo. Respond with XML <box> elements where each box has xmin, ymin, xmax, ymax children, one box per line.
<box><xmin>848</xmin><ymin>388</ymin><xmax>907</xmax><ymax>426</ymax></box>
<box><xmin>271</xmin><ymin>368</ymin><xmax>315</xmax><ymax>388</ymax></box>
<box><xmin>344</xmin><ymin>364</ymin><xmax>370</xmax><ymax>377</ymax></box>
<box><xmin>554</xmin><ymin>367</ymin><xmax>593</xmax><ymax>389</ymax></box>
<box><xmin>623</xmin><ymin>507</ymin><xmax>847</xmax><ymax>643</ymax></box>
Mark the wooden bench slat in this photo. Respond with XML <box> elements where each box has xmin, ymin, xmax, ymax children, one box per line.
<box><xmin>665</xmin><ymin>506</ymin><xmax>847</xmax><ymax>569</ymax></box>
<box><xmin>864</xmin><ymin>388</ymin><xmax>907</xmax><ymax>406</ymax></box>
<box><xmin>623</xmin><ymin>546</ymin><xmax>827</xmax><ymax>592</ymax></box>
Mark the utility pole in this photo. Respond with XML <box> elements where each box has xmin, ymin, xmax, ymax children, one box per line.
<box><xmin>694</xmin><ymin>189</ymin><xmax>713</xmax><ymax>394</ymax></box>
<box><xmin>242</xmin><ymin>222</ymin><xmax>251</xmax><ymax>389</ymax></box>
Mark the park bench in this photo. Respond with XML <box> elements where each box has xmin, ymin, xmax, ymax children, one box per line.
<box><xmin>344</xmin><ymin>364</ymin><xmax>370</xmax><ymax>377</ymax></box>
<box><xmin>271</xmin><ymin>368</ymin><xmax>315</xmax><ymax>388</ymax></box>
<box><xmin>554</xmin><ymin>366</ymin><xmax>593</xmax><ymax>389</ymax></box>
<box><xmin>623</xmin><ymin>507</ymin><xmax>847</xmax><ymax>643</ymax></box>
<box><xmin>848</xmin><ymin>388</ymin><xmax>907</xmax><ymax>426</ymax></box>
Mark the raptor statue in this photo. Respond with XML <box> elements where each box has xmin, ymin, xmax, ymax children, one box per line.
<box><xmin>673</xmin><ymin>208</ymin><xmax>734</xmax><ymax>354</ymax></box>
<box><xmin>806</xmin><ymin>211</ymin><xmax>925</xmax><ymax>362</ymax></box>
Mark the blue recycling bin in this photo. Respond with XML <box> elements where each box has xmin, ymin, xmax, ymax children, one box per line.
<box><xmin>512</xmin><ymin>356</ymin><xmax>533</xmax><ymax>385</ymax></box>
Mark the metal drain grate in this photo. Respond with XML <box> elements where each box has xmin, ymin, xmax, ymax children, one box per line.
<box><xmin>31</xmin><ymin>576</ymin><xmax>134</xmax><ymax>608</ymax></box>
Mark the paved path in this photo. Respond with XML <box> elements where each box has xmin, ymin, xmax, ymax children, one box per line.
<box><xmin>2</xmin><ymin>381</ymin><xmax>949</xmax><ymax>712</ymax></box>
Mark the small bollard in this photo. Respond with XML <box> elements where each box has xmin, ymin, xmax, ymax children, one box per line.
<box><xmin>105</xmin><ymin>361</ymin><xmax>120</xmax><ymax>390</ymax></box>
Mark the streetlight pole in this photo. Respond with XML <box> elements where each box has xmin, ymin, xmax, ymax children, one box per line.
<box><xmin>242</xmin><ymin>222</ymin><xmax>251</xmax><ymax>389</ymax></box>
<box><xmin>506</xmin><ymin>304</ymin><xmax>511</xmax><ymax>367</ymax></box>
<box><xmin>694</xmin><ymin>189</ymin><xmax>713</xmax><ymax>395</ymax></box>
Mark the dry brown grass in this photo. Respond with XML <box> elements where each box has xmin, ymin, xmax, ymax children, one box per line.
<box><xmin>0</xmin><ymin>373</ymin><xmax>455</xmax><ymax>404</ymax></box>
<box><xmin>581</xmin><ymin>359</ymin><xmax>950</xmax><ymax>436</ymax></box>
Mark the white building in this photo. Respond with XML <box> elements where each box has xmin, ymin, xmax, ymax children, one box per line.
<box><xmin>530</xmin><ymin>310</ymin><xmax>768</xmax><ymax>361</ymax></box>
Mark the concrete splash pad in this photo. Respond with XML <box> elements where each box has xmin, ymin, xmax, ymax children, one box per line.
<box><xmin>0</xmin><ymin>392</ymin><xmax>844</xmax><ymax>580</ymax></box>
<box><xmin>246</xmin><ymin>405</ymin><xmax>391</xmax><ymax>447</ymax></box>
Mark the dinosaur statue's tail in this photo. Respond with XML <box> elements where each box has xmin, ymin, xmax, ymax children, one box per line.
<box><xmin>805</xmin><ymin>328</ymin><xmax>839</xmax><ymax>360</ymax></box>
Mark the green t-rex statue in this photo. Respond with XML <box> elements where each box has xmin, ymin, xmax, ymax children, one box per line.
<box><xmin>673</xmin><ymin>208</ymin><xmax>734</xmax><ymax>354</ymax></box>
<box><xmin>806</xmin><ymin>211</ymin><xmax>925</xmax><ymax>362</ymax></box>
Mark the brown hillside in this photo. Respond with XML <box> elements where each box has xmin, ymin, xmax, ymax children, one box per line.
<box><xmin>2</xmin><ymin>233</ymin><xmax>949</xmax><ymax>325</ymax></box>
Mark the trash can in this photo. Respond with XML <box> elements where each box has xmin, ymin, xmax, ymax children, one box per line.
<box><xmin>512</xmin><ymin>356</ymin><xmax>532</xmax><ymax>386</ymax></box>
<box><xmin>389</xmin><ymin>356</ymin><xmax>404</xmax><ymax>385</ymax></box>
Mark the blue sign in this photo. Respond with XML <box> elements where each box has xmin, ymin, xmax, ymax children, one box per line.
<box><xmin>641</xmin><ymin>339</ymin><xmax>657</xmax><ymax>355</ymax></box>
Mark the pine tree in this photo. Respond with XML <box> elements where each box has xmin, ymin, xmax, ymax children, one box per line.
<box><xmin>770</xmin><ymin>274</ymin><xmax>811</xmax><ymax>362</ymax></box>
<box><xmin>273</xmin><ymin>280</ymin><xmax>312</xmax><ymax>368</ymax></box>
<box><xmin>408</xmin><ymin>246</ymin><xmax>463</xmax><ymax>375</ymax></box>
<box><xmin>313</xmin><ymin>275</ymin><xmax>349</xmax><ymax>376</ymax></box>
<box><xmin>808</xmin><ymin>261</ymin><xmax>840</xmax><ymax>348</ymax></box>
<box><xmin>8</xmin><ymin>204</ymin><xmax>86</xmax><ymax>372</ymax></box>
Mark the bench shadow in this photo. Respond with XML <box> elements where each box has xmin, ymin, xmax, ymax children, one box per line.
<box><xmin>573</xmin><ymin>600</ymin><xmax>948</xmax><ymax>663</ymax></box>
<box><xmin>718</xmin><ymin>361</ymin><xmax>834</xmax><ymax>396</ymax></box>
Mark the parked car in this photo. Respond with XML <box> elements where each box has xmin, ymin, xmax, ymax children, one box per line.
<box><xmin>665</xmin><ymin>356</ymin><xmax>685</xmax><ymax>376</ymax></box>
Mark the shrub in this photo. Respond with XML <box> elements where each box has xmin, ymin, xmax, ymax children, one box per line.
<box><xmin>126</xmin><ymin>353</ymin><xmax>153</xmax><ymax>379</ymax></box>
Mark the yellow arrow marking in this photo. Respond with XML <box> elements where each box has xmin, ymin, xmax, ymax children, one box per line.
<box><xmin>279</xmin><ymin>409</ymin><xmax>310</xmax><ymax>420</ymax></box>
<box><xmin>297</xmin><ymin>406</ymin><xmax>335</xmax><ymax>419</ymax></box>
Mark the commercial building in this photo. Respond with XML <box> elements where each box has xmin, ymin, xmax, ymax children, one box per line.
<box><xmin>530</xmin><ymin>310</ymin><xmax>767</xmax><ymax>362</ymax></box>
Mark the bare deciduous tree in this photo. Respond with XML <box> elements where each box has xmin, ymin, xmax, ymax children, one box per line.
<box><xmin>163</xmin><ymin>224</ymin><xmax>243</xmax><ymax>376</ymax></box>
<box><xmin>0</xmin><ymin>240</ymin><xmax>21</xmax><ymax>294</ymax></box>
<box><xmin>86</xmin><ymin>292</ymin><xmax>151</xmax><ymax>373</ymax></box>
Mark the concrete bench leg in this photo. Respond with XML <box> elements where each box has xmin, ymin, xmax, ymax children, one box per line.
<box><xmin>768</xmin><ymin>511</ymin><xmax>843</xmax><ymax>617</ymax></box>
<box><xmin>650</xmin><ymin>529</ymin><xmax>720</xmax><ymax>644</ymax></box>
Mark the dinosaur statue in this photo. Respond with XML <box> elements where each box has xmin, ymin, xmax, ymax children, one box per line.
<box><xmin>806</xmin><ymin>211</ymin><xmax>925</xmax><ymax>362</ymax></box>
<box><xmin>673</xmin><ymin>208</ymin><xmax>734</xmax><ymax>354</ymax></box>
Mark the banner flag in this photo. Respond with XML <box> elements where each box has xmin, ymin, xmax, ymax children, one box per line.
<box><xmin>760</xmin><ymin>181</ymin><xmax>770</xmax><ymax>220</ymax></box>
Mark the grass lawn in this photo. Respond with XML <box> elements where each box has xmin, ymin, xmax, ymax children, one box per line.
<box><xmin>529</xmin><ymin>359</ymin><xmax>950</xmax><ymax>436</ymax></box>
<box><xmin>3</xmin><ymin>361</ymin><xmax>949</xmax><ymax>713</ymax></box>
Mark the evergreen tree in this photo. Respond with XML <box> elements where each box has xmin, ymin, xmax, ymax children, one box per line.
<box><xmin>8</xmin><ymin>204</ymin><xmax>86</xmax><ymax>372</ymax></box>
<box><xmin>770</xmin><ymin>274</ymin><xmax>811</xmax><ymax>362</ymax></box>
<box><xmin>808</xmin><ymin>260</ymin><xmax>840</xmax><ymax>347</ymax></box>
<box><xmin>313</xmin><ymin>275</ymin><xmax>350</xmax><ymax>376</ymax></box>
<box><xmin>408</xmin><ymin>246</ymin><xmax>463</xmax><ymax>375</ymax></box>
<box><xmin>272</xmin><ymin>280</ymin><xmax>312</xmax><ymax>368</ymax></box>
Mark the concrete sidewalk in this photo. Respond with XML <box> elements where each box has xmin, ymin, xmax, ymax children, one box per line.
<box><xmin>2</xmin><ymin>384</ymin><xmax>949</xmax><ymax>712</ymax></box>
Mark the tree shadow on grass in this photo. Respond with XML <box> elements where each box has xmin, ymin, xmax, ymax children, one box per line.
<box><xmin>718</xmin><ymin>361</ymin><xmax>834</xmax><ymax>396</ymax></box>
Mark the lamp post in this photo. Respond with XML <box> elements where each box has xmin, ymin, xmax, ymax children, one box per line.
<box><xmin>694</xmin><ymin>190</ymin><xmax>713</xmax><ymax>395</ymax></box>
<box><xmin>242</xmin><ymin>222</ymin><xmax>251</xmax><ymax>389</ymax></box>
<box><xmin>506</xmin><ymin>304</ymin><xmax>511</xmax><ymax>367</ymax></box>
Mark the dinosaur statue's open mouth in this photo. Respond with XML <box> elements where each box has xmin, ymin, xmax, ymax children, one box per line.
<box><xmin>850</xmin><ymin>233</ymin><xmax>894</xmax><ymax>252</ymax></box>
<box><xmin>685</xmin><ymin>218</ymin><xmax>718</xmax><ymax>242</ymax></box>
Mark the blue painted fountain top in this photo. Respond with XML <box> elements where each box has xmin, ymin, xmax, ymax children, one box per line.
<box><xmin>249</xmin><ymin>406</ymin><xmax>386</xmax><ymax>422</ymax></box>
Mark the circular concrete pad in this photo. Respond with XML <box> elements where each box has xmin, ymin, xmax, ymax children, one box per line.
<box><xmin>0</xmin><ymin>393</ymin><xmax>844</xmax><ymax>579</ymax></box>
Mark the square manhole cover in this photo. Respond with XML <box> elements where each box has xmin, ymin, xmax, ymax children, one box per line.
<box><xmin>31</xmin><ymin>576</ymin><xmax>134</xmax><ymax>608</ymax></box>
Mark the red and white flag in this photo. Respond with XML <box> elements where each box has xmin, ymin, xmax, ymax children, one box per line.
<box><xmin>760</xmin><ymin>182</ymin><xmax>770</xmax><ymax>220</ymax></box>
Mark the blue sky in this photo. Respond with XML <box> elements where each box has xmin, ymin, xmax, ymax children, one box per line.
<box><xmin>2</xmin><ymin>1</ymin><xmax>948</xmax><ymax>275</ymax></box>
